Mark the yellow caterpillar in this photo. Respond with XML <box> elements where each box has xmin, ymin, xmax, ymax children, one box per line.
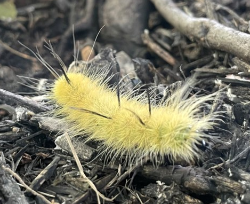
<box><xmin>23</xmin><ymin>41</ymin><xmax>221</xmax><ymax>164</ymax></box>
<box><xmin>49</xmin><ymin>59</ymin><xmax>220</xmax><ymax>163</ymax></box>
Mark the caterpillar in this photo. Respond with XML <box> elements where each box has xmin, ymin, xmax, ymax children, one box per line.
<box><xmin>26</xmin><ymin>42</ymin><xmax>221</xmax><ymax>164</ymax></box>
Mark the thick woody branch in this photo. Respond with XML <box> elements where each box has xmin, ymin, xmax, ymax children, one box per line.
<box><xmin>151</xmin><ymin>0</ymin><xmax>250</xmax><ymax>62</ymax></box>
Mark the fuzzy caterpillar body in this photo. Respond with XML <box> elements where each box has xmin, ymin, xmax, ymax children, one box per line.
<box><xmin>51</xmin><ymin>66</ymin><xmax>219</xmax><ymax>163</ymax></box>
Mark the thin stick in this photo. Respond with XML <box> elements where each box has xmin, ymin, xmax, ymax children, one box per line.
<box><xmin>2</xmin><ymin>165</ymin><xmax>51</xmax><ymax>204</ymax></box>
<box><xmin>0</xmin><ymin>88</ymin><xmax>50</xmax><ymax>113</ymax></box>
<box><xmin>0</xmin><ymin>40</ymin><xmax>37</xmax><ymax>62</ymax></box>
<box><xmin>64</xmin><ymin>132</ymin><xmax>113</xmax><ymax>203</ymax></box>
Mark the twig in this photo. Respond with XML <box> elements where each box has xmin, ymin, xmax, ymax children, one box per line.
<box><xmin>107</xmin><ymin>157</ymin><xmax>148</xmax><ymax>188</ymax></box>
<box><xmin>0</xmin><ymin>40</ymin><xmax>37</xmax><ymax>62</ymax></box>
<box><xmin>29</xmin><ymin>156</ymin><xmax>60</xmax><ymax>191</ymax></box>
<box><xmin>226</xmin><ymin>146</ymin><xmax>250</xmax><ymax>165</ymax></box>
<box><xmin>2</xmin><ymin>165</ymin><xmax>51</xmax><ymax>204</ymax></box>
<box><xmin>64</xmin><ymin>132</ymin><xmax>113</xmax><ymax>204</ymax></box>
<box><xmin>215</xmin><ymin>3</ymin><xmax>249</xmax><ymax>28</ymax></box>
<box><xmin>0</xmin><ymin>89</ymin><xmax>50</xmax><ymax>113</ymax></box>
<box><xmin>142</xmin><ymin>30</ymin><xmax>176</xmax><ymax>66</ymax></box>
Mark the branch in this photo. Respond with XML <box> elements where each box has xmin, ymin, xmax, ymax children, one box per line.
<box><xmin>151</xmin><ymin>0</ymin><xmax>250</xmax><ymax>62</ymax></box>
<box><xmin>0</xmin><ymin>89</ymin><xmax>50</xmax><ymax>113</ymax></box>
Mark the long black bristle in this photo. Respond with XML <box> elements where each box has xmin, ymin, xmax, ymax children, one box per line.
<box><xmin>60</xmin><ymin>67</ymin><xmax>71</xmax><ymax>84</ymax></box>
<box><xmin>115</xmin><ymin>56</ymin><xmax>121</xmax><ymax>107</ymax></box>
<box><xmin>70</xmin><ymin>107</ymin><xmax>111</xmax><ymax>119</ymax></box>
<box><xmin>146</xmin><ymin>88</ymin><xmax>151</xmax><ymax>116</ymax></box>
<box><xmin>44</xmin><ymin>41</ymin><xmax>71</xmax><ymax>84</ymax></box>
<box><xmin>18</xmin><ymin>41</ymin><xmax>60</xmax><ymax>79</ymax></box>
<box><xmin>125</xmin><ymin>108</ymin><xmax>145</xmax><ymax>126</ymax></box>
<box><xmin>116</xmin><ymin>73</ymin><xmax>121</xmax><ymax>107</ymax></box>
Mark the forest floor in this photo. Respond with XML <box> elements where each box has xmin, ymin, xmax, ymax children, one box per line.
<box><xmin>0</xmin><ymin>0</ymin><xmax>250</xmax><ymax>203</ymax></box>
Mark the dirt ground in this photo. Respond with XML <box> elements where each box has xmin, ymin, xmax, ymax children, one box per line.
<box><xmin>1</xmin><ymin>0</ymin><xmax>250</xmax><ymax>203</ymax></box>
